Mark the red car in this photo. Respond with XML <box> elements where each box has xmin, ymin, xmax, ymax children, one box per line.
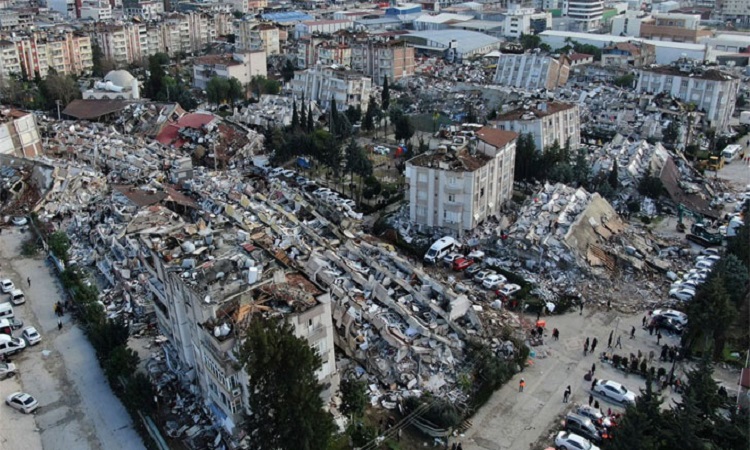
<box><xmin>452</xmin><ymin>258</ymin><xmax>475</xmax><ymax>271</ymax></box>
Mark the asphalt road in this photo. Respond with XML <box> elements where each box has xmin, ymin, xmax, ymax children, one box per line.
<box><xmin>0</xmin><ymin>227</ymin><xmax>144</xmax><ymax>450</ymax></box>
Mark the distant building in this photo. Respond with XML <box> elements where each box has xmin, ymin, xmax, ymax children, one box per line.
<box><xmin>638</xmin><ymin>13</ymin><xmax>712</xmax><ymax>43</ymax></box>
<box><xmin>83</xmin><ymin>70</ymin><xmax>141</xmax><ymax>100</ymax></box>
<box><xmin>399</xmin><ymin>29</ymin><xmax>502</xmax><ymax>62</ymax></box>
<box><xmin>405</xmin><ymin>128</ymin><xmax>517</xmax><ymax>232</ymax></box>
<box><xmin>602</xmin><ymin>42</ymin><xmax>655</xmax><ymax>67</ymax></box>
<box><xmin>193</xmin><ymin>52</ymin><xmax>267</xmax><ymax>90</ymax></box>
<box><xmin>636</xmin><ymin>61</ymin><xmax>740</xmax><ymax>130</ymax></box>
<box><xmin>290</xmin><ymin>65</ymin><xmax>371</xmax><ymax>111</ymax></box>
<box><xmin>562</xmin><ymin>0</ymin><xmax>604</xmax><ymax>31</ymax></box>
<box><xmin>493</xmin><ymin>102</ymin><xmax>580</xmax><ymax>152</ymax></box>
<box><xmin>236</xmin><ymin>21</ymin><xmax>280</xmax><ymax>55</ymax></box>
<box><xmin>568</xmin><ymin>53</ymin><xmax>594</xmax><ymax>66</ymax></box>
<box><xmin>493</xmin><ymin>54</ymin><xmax>570</xmax><ymax>89</ymax></box>
<box><xmin>295</xmin><ymin>19</ymin><xmax>353</xmax><ymax>39</ymax></box>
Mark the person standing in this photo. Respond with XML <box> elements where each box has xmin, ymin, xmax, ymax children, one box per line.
<box><xmin>630</xmin><ymin>326</ymin><xmax>636</xmax><ymax>339</ymax></box>
<box><xmin>57</xmin><ymin>319</ymin><xmax>62</xmax><ymax>331</ymax></box>
<box><xmin>519</xmin><ymin>379</ymin><xmax>525</xmax><ymax>392</ymax></box>
<box><xmin>591</xmin><ymin>338</ymin><xmax>598</xmax><ymax>353</ymax></box>
<box><xmin>588</xmin><ymin>394</ymin><xmax>594</xmax><ymax>406</ymax></box>
<box><xmin>656</xmin><ymin>331</ymin><xmax>662</xmax><ymax>345</ymax></box>
<box><xmin>607</xmin><ymin>331</ymin><xmax>613</xmax><ymax>348</ymax></box>
<box><xmin>616</xmin><ymin>335</ymin><xmax>622</xmax><ymax>349</ymax></box>
<box><xmin>27</xmin><ymin>277</ymin><xmax>30</xmax><ymax>287</ymax></box>
<box><xmin>553</xmin><ymin>328</ymin><xmax>559</xmax><ymax>340</ymax></box>
<box><xmin>584</xmin><ymin>340</ymin><xmax>589</xmax><ymax>356</ymax></box>
<box><xmin>591</xmin><ymin>363</ymin><xmax>596</xmax><ymax>376</ymax></box>
<box><xmin>591</xmin><ymin>378</ymin><xmax>597</xmax><ymax>391</ymax></box>
<box><xmin>642</xmin><ymin>316</ymin><xmax>646</xmax><ymax>326</ymax></box>
<box><xmin>594</xmin><ymin>400</ymin><xmax>600</xmax><ymax>410</ymax></box>
<box><xmin>579</xmin><ymin>301</ymin><xmax>584</xmax><ymax>315</ymax></box>
<box><xmin>607</xmin><ymin>299</ymin><xmax>611</xmax><ymax>310</ymax></box>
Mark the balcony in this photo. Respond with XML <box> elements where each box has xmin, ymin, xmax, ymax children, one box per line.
<box><xmin>201</xmin><ymin>331</ymin><xmax>235</xmax><ymax>364</ymax></box>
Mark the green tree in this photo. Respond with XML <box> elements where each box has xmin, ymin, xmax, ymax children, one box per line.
<box><xmin>281</xmin><ymin>59</ymin><xmax>296</xmax><ymax>83</ymax></box>
<box><xmin>124</xmin><ymin>372</ymin><xmax>156</xmax><ymax>414</ymax></box>
<box><xmin>249</xmin><ymin>75</ymin><xmax>280</xmax><ymax>97</ymax></box>
<box><xmin>339</xmin><ymin>378</ymin><xmax>367</xmax><ymax>418</ymax></box>
<box><xmin>514</xmin><ymin>133</ymin><xmax>538</xmax><ymax>182</ymax></box>
<box><xmin>206</xmin><ymin>77</ymin><xmax>230</xmax><ymax>104</ymax></box>
<box><xmin>685</xmin><ymin>276</ymin><xmax>736</xmax><ymax>359</ymax></box>
<box><xmin>227</xmin><ymin>77</ymin><xmax>243</xmax><ymax>105</ymax></box>
<box><xmin>572</xmin><ymin>147</ymin><xmax>590</xmax><ymax>187</ymax></box>
<box><xmin>345</xmin><ymin>104</ymin><xmax>362</xmax><ymax>124</ymax></box>
<box><xmin>712</xmin><ymin>254</ymin><xmax>749</xmax><ymax>308</ymax></box>
<box><xmin>381</xmin><ymin>75</ymin><xmax>390</xmax><ymax>111</ymax></box>
<box><xmin>291</xmin><ymin>100</ymin><xmax>299</xmax><ymax>131</ymax></box>
<box><xmin>48</xmin><ymin>231</ymin><xmax>71</xmax><ymax>264</ymax></box>
<box><xmin>238</xmin><ymin>318</ymin><xmax>335</xmax><ymax>450</ymax></box>
<box><xmin>638</xmin><ymin>175</ymin><xmax>663</xmax><ymax>198</ymax></box>
<box><xmin>609</xmin><ymin>377</ymin><xmax>664</xmax><ymax>450</ymax></box>
<box><xmin>145</xmin><ymin>53</ymin><xmax>167</xmax><ymax>99</ymax></box>
<box><xmin>299</xmin><ymin>96</ymin><xmax>307</xmax><ymax>129</ymax></box>
<box><xmin>363</xmin><ymin>96</ymin><xmax>377</xmax><ymax>132</ymax></box>
<box><xmin>307</xmin><ymin>104</ymin><xmax>314</xmax><ymax>132</ymax></box>
<box><xmin>40</xmin><ymin>73</ymin><xmax>81</xmax><ymax>109</ymax></box>
<box><xmin>519</xmin><ymin>33</ymin><xmax>541</xmax><ymax>50</ymax></box>
<box><xmin>89</xmin><ymin>320</ymin><xmax>131</xmax><ymax>358</ymax></box>
<box><xmin>613</xmin><ymin>73</ymin><xmax>635</xmax><ymax>88</ymax></box>
<box><xmin>609</xmin><ymin>159</ymin><xmax>619</xmax><ymax>189</ymax></box>
<box><xmin>91</xmin><ymin>41</ymin><xmax>106</xmax><ymax>77</ymax></box>
<box><xmin>104</xmin><ymin>345</ymin><xmax>140</xmax><ymax>384</ymax></box>
<box><xmin>726</xmin><ymin>219</ymin><xmax>749</xmax><ymax>268</ymax></box>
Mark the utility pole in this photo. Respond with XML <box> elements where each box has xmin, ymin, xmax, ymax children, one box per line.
<box><xmin>55</xmin><ymin>99</ymin><xmax>62</xmax><ymax>121</ymax></box>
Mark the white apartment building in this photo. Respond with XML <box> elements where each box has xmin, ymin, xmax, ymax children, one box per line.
<box><xmin>48</xmin><ymin>0</ymin><xmax>76</xmax><ymax>18</ymax></box>
<box><xmin>295</xmin><ymin>19</ymin><xmax>353</xmax><ymax>39</ymax></box>
<box><xmin>494</xmin><ymin>102</ymin><xmax>580</xmax><ymax>152</ymax></box>
<box><xmin>717</xmin><ymin>0</ymin><xmax>750</xmax><ymax>26</ymax></box>
<box><xmin>80</xmin><ymin>2</ymin><xmax>113</xmax><ymax>21</ymax></box>
<box><xmin>502</xmin><ymin>4</ymin><xmax>548</xmax><ymax>38</ymax></box>
<box><xmin>636</xmin><ymin>64</ymin><xmax>740</xmax><ymax>131</ymax></box>
<box><xmin>290</xmin><ymin>65</ymin><xmax>371</xmax><ymax>111</ymax></box>
<box><xmin>236</xmin><ymin>21</ymin><xmax>280</xmax><ymax>55</ymax></box>
<box><xmin>0</xmin><ymin>40</ymin><xmax>21</xmax><ymax>78</ymax></box>
<box><xmin>563</xmin><ymin>0</ymin><xmax>604</xmax><ymax>31</ymax></box>
<box><xmin>493</xmin><ymin>53</ymin><xmax>570</xmax><ymax>90</ymax></box>
<box><xmin>611</xmin><ymin>10</ymin><xmax>648</xmax><ymax>37</ymax></box>
<box><xmin>0</xmin><ymin>109</ymin><xmax>42</xmax><ymax>158</ymax></box>
<box><xmin>193</xmin><ymin>51</ymin><xmax>267</xmax><ymax>89</ymax></box>
<box><xmin>0</xmin><ymin>10</ymin><xmax>19</xmax><ymax>31</ymax></box>
<box><xmin>124</xmin><ymin>0</ymin><xmax>164</xmax><ymax>20</ymax></box>
<box><xmin>405</xmin><ymin>128</ymin><xmax>517</xmax><ymax>232</ymax></box>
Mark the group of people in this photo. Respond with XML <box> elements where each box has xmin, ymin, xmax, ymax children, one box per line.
<box><xmin>583</xmin><ymin>337</ymin><xmax>599</xmax><ymax>356</ymax></box>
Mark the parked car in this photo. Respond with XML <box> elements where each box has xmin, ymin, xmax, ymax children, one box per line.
<box><xmin>555</xmin><ymin>431</ymin><xmax>600</xmax><ymax>450</ymax></box>
<box><xmin>496</xmin><ymin>283</ymin><xmax>522</xmax><ymax>298</ymax></box>
<box><xmin>482</xmin><ymin>274</ymin><xmax>507</xmax><ymax>290</ymax></box>
<box><xmin>564</xmin><ymin>413</ymin><xmax>603</xmax><ymax>444</ymax></box>
<box><xmin>8</xmin><ymin>289</ymin><xmax>25</xmax><ymax>306</ymax></box>
<box><xmin>652</xmin><ymin>309</ymin><xmax>688</xmax><ymax>326</ymax></box>
<box><xmin>11</xmin><ymin>217</ymin><xmax>27</xmax><ymax>226</ymax></box>
<box><xmin>0</xmin><ymin>279</ymin><xmax>14</xmax><ymax>293</ymax></box>
<box><xmin>695</xmin><ymin>260</ymin><xmax>716</xmax><ymax>271</ymax></box>
<box><xmin>8</xmin><ymin>318</ymin><xmax>23</xmax><ymax>330</ymax></box>
<box><xmin>467</xmin><ymin>249</ymin><xmax>485</xmax><ymax>260</ymax></box>
<box><xmin>574</xmin><ymin>405</ymin><xmax>611</xmax><ymax>428</ymax></box>
<box><xmin>593</xmin><ymin>380</ymin><xmax>637</xmax><ymax>405</ymax></box>
<box><xmin>651</xmin><ymin>316</ymin><xmax>683</xmax><ymax>334</ymax></box>
<box><xmin>669</xmin><ymin>288</ymin><xmax>696</xmax><ymax>302</ymax></box>
<box><xmin>22</xmin><ymin>327</ymin><xmax>41</xmax><ymax>346</ymax></box>
<box><xmin>5</xmin><ymin>392</ymin><xmax>38</xmax><ymax>414</ymax></box>
<box><xmin>452</xmin><ymin>258</ymin><xmax>475</xmax><ymax>271</ymax></box>
<box><xmin>442</xmin><ymin>252</ymin><xmax>463</xmax><ymax>267</ymax></box>
<box><xmin>0</xmin><ymin>361</ymin><xmax>16</xmax><ymax>379</ymax></box>
<box><xmin>473</xmin><ymin>270</ymin><xmax>496</xmax><ymax>284</ymax></box>
<box><xmin>465</xmin><ymin>264</ymin><xmax>482</xmax><ymax>278</ymax></box>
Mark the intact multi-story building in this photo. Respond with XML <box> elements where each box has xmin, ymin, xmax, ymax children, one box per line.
<box><xmin>493</xmin><ymin>102</ymin><xmax>580</xmax><ymax>152</ymax></box>
<box><xmin>0</xmin><ymin>39</ymin><xmax>21</xmax><ymax>78</ymax></box>
<box><xmin>193</xmin><ymin>52</ymin><xmax>267</xmax><ymax>89</ymax></box>
<box><xmin>13</xmin><ymin>31</ymin><xmax>93</xmax><ymax>77</ymax></box>
<box><xmin>79</xmin><ymin>1</ymin><xmax>112</xmax><ymax>21</ymax></box>
<box><xmin>123</xmin><ymin>0</ymin><xmax>164</xmax><ymax>20</ymax></box>
<box><xmin>138</xmin><ymin>225</ymin><xmax>339</xmax><ymax>435</ymax></box>
<box><xmin>290</xmin><ymin>65</ymin><xmax>371</xmax><ymax>110</ymax></box>
<box><xmin>295</xmin><ymin>19</ymin><xmax>353</xmax><ymax>39</ymax></box>
<box><xmin>601</xmin><ymin>41</ymin><xmax>656</xmax><ymax>67</ymax></box>
<box><xmin>493</xmin><ymin>53</ymin><xmax>570</xmax><ymax>90</ymax></box>
<box><xmin>716</xmin><ymin>0</ymin><xmax>750</xmax><ymax>27</ymax></box>
<box><xmin>405</xmin><ymin>128</ymin><xmax>517</xmax><ymax>232</ymax></box>
<box><xmin>562</xmin><ymin>0</ymin><xmax>603</xmax><ymax>31</ymax></box>
<box><xmin>236</xmin><ymin>21</ymin><xmax>280</xmax><ymax>55</ymax></box>
<box><xmin>636</xmin><ymin>61</ymin><xmax>740</xmax><ymax>131</ymax></box>
<box><xmin>638</xmin><ymin>13</ymin><xmax>712</xmax><ymax>43</ymax></box>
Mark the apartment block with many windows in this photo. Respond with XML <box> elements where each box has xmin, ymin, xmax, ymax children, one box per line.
<box><xmin>405</xmin><ymin>128</ymin><xmax>517</xmax><ymax>232</ymax></box>
<box><xmin>493</xmin><ymin>102</ymin><xmax>580</xmax><ymax>152</ymax></box>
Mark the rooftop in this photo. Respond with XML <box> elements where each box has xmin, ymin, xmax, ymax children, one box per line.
<box><xmin>408</xmin><ymin>147</ymin><xmax>492</xmax><ymax>172</ymax></box>
<box><xmin>401</xmin><ymin>29</ymin><xmax>501</xmax><ymax>55</ymax></box>
<box><xmin>495</xmin><ymin>102</ymin><xmax>576</xmax><ymax>121</ymax></box>
<box><xmin>475</xmin><ymin>128</ymin><xmax>518</xmax><ymax>149</ymax></box>
<box><xmin>642</xmin><ymin>66</ymin><xmax>737</xmax><ymax>82</ymax></box>
<box><xmin>194</xmin><ymin>54</ymin><xmax>241</xmax><ymax>67</ymax></box>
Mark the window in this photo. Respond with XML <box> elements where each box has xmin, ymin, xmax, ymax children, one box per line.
<box><xmin>448</xmin><ymin>194</ymin><xmax>455</xmax><ymax>202</ymax></box>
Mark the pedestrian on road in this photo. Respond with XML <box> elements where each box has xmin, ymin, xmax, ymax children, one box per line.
<box><xmin>588</xmin><ymin>394</ymin><xmax>594</xmax><ymax>406</ymax></box>
<box><xmin>637</xmin><ymin>349</ymin><xmax>642</xmax><ymax>360</ymax></box>
<box><xmin>57</xmin><ymin>319</ymin><xmax>62</xmax><ymax>330</ymax></box>
<box><xmin>27</xmin><ymin>277</ymin><xmax>30</xmax><ymax>287</ymax></box>
<box><xmin>616</xmin><ymin>336</ymin><xmax>622</xmax><ymax>349</ymax></box>
<box><xmin>607</xmin><ymin>331</ymin><xmax>613</xmax><ymax>348</ymax></box>
<box><xmin>563</xmin><ymin>386</ymin><xmax>571</xmax><ymax>403</ymax></box>
<box><xmin>579</xmin><ymin>301</ymin><xmax>584</xmax><ymax>315</ymax></box>
<box><xmin>54</xmin><ymin>303</ymin><xmax>59</xmax><ymax>316</ymax></box>
<box><xmin>594</xmin><ymin>400</ymin><xmax>600</xmax><ymax>410</ymax></box>
<box><xmin>630</xmin><ymin>326</ymin><xmax>636</xmax><ymax>339</ymax></box>
<box><xmin>607</xmin><ymin>299</ymin><xmax>611</xmax><ymax>310</ymax></box>
<box><xmin>456</xmin><ymin>443</ymin><xmax>463</xmax><ymax>450</ymax></box>
<box><xmin>591</xmin><ymin>363</ymin><xmax>596</xmax><ymax>376</ymax></box>
<box><xmin>649</xmin><ymin>324</ymin><xmax>654</xmax><ymax>336</ymax></box>
<box><xmin>584</xmin><ymin>341</ymin><xmax>589</xmax><ymax>356</ymax></box>
<box><xmin>452</xmin><ymin>443</ymin><xmax>457</xmax><ymax>450</ymax></box>
<box><xmin>591</xmin><ymin>338</ymin><xmax>598</xmax><ymax>353</ymax></box>
<box><xmin>649</xmin><ymin>350</ymin><xmax>655</xmax><ymax>363</ymax></box>
<box><xmin>553</xmin><ymin>328</ymin><xmax>559</xmax><ymax>340</ymax></box>
<box><xmin>656</xmin><ymin>331</ymin><xmax>662</xmax><ymax>345</ymax></box>
<box><xmin>519</xmin><ymin>379</ymin><xmax>525</xmax><ymax>392</ymax></box>
<box><xmin>591</xmin><ymin>378</ymin><xmax>597</xmax><ymax>391</ymax></box>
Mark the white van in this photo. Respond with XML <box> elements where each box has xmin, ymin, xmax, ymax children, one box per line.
<box><xmin>9</xmin><ymin>289</ymin><xmax>24</xmax><ymax>306</ymax></box>
<box><xmin>424</xmin><ymin>236</ymin><xmax>458</xmax><ymax>264</ymax></box>
<box><xmin>721</xmin><ymin>144</ymin><xmax>742</xmax><ymax>163</ymax></box>
<box><xmin>0</xmin><ymin>334</ymin><xmax>25</xmax><ymax>356</ymax></box>
<box><xmin>0</xmin><ymin>303</ymin><xmax>13</xmax><ymax>319</ymax></box>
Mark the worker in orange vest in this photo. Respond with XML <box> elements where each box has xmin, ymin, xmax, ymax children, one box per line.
<box><xmin>519</xmin><ymin>379</ymin><xmax>526</xmax><ymax>392</ymax></box>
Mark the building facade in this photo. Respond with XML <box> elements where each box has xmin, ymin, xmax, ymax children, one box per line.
<box><xmin>193</xmin><ymin>52</ymin><xmax>267</xmax><ymax>89</ymax></box>
<box><xmin>405</xmin><ymin>128</ymin><xmax>517</xmax><ymax>232</ymax></box>
<box><xmin>493</xmin><ymin>54</ymin><xmax>570</xmax><ymax>90</ymax></box>
<box><xmin>0</xmin><ymin>109</ymin><xmax>43</xmax><ymax>158</ymax></box>
<box><xmin>562</xmin><ymin>0</ymin><xmax>603</xmax><ymax>31</ymax></box>
<box><xmin>638</xmin><ymin>13</ymin><xmax>712</xmax><ymax>43</ymax></box>
<box><xmin>636</xmin><ymin>63</ymin><xmax>740</xmax><ymax>131</ymax></box>
<box><xmin>493</xmin><ymin>102</ymin><xmax>580</xmax><ymax>152</ymax></box>
<box><xmin>290</xmin><ymin>65</ymin><xmax>371</xmax><ymax>110</ymax></box>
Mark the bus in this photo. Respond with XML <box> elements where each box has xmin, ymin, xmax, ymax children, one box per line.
<box><xmin>721</xmin><ymin>144</ymin><xmax>743</xmax><ymax>163</ymax></box>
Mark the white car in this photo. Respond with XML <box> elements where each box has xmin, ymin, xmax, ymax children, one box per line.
<box><xmin>474</xmin><ymin>270</ymin><xmax>496</xmax><ymax>284</ymax></box>
<box><xmin>496</xmin><ymin>283</ymin><xmax>522</xmax><ymax>297</ymax></box>
<box><xmin>695</xmin><ymin>260</ymin><xmax>716</xmax><ymax>271</ymax></box>
<box><xmin>696</xmin><ymin>255</ymin><xmax>720</xmax><ymax>264</ymax></box>
<box><xmin>652</xmin><ymin>309</ymin><xmax>688</xmax><ymax>326</ymax></box>
<box><xmin>671</xmin><ymin>280</ymin><xmax>700</xmax><ymax>291</ymax></box>
<box><xmin>11</xmin><ymin>217</ymin><xmax>27</xmax><ymax>226</ymax></box>
<box><xmin>669</xmin><ymin>287</ymin><xmax>696</xmax><ymax>301</ymax></box>
<box><xmin>467</xmin><ymin>249</ymin><xmax>485</xmax><ymax>260</ymax></box>
<box><xmin>5</xmin><ymin>392</ymin><xmax>38</xmax><ymax>414</ymax></box>
<box><xmin>482</xmin><ymin>274</ymin><xmax>508</xmax><ymax>290</ymax></box>
<box><xmin>9</xmin><ymin>289</ymin><xmax>24</xmax><ymax>305</ymax></box>
<box><xmin>22</xmin><ymin>327</ymin><xmax>41</xmax><ymax>346</ymax></box>
<box><xmin>593</xmin><ymin>380</ymin><xmax>637</xmax><ymax>405</ymax></box>
<box><xmin>442</xmin><ymin>252</ymin><xmax>463</xmax><ymax>267</ymax></box>
<box><xmin>0</xmin><ymin>279</ymin><xmax>13</xmax><ymax>293</ymax></box>
<box><xmin>0</xmin><ymin>361</ymin><xmax>16</xmax><ymax>379</ymax></box>
<box><xmin>555</xmin><ymin>431</ymin><xmax>600</xmax><ymax>450</ymax></box>
<box><xmin>267</xmin><ymin>167</ymin><xmax>285</xmax><ymax>177</ymax></box>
